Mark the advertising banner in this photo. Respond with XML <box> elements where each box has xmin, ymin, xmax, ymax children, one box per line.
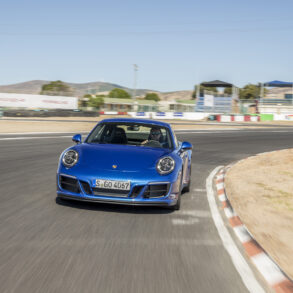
<box><xmin>0</xmin><ymin>93</ymin><xmax>78</xmax><ymax>109</ymax></box>
<box><xmin>204</xmin><ymin>94</ymin><xmax>214</xmax><ymax>107</ymax></box>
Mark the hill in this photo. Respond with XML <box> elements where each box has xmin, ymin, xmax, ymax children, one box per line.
<box><xmin>158</xmin><ymin>90</ymin><xmax>193</xmax><ymax>101</ymax></box>
<box><xmin>0</xmin><ymin>80</ymin><xmax>156</xmax><ymax>97</ymax></box>
<box><xmin>0</xmin><ymin>80</ymin><xmax>193</xmax><ymax>101</ymax></box>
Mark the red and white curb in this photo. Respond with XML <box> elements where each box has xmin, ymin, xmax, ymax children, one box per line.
<box><xmin>216</xmin><ymin>115</ymin><xmax>260</xmax><ymax>122</ymax></box>
<box><xmin>215</xmin><ymin>169</ymin><xmax>293</xmax><ymax>293</ymax></box>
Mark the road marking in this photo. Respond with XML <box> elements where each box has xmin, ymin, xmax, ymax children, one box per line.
<box><xmin>176</xmin><ymin>131</ymin><xmax>236</xmax><ymax>134</ymax></box>
<box><xmin>0</xmin><ymin>238</ymin><xmax>221</xmax><ymax>247</ymax></box>
<box><xmin>176</xmin><ymin>130</ymin><xmax>293</xmax><ymax>134</ymax></box>
<box><xmin>179</xmin><ymin>210</ymin><xmax>211</xmax><ymax>218</ymax></box>
<box><xmin>0</xmin><ymin>131</ymin><xmax>88</xmax><ymax>135</ymax></box>
<box><xmin>270</xmin><ymin>130</ymin><xmax>292</xmax><ymax>133</ymax></box>
<box><xmin>0</xmin><ymin>136</ymin><xmax>72</xmax><ymax>141</ymax></box>
<box><xmin>193</xmin><ymin>188</ymin><xmax>206</xmax><ymax>192</ymax></box>
<box><xmin>206</xmin><ymin>166</ymin><xmax>265</xmax><ymax>293</ymax></box>
<box><xmin>171</xmin><ymin>218</ymin><xmax>199</xmax><ymax>225</ymax></box>
<box><xmin>175</xmin><ymin>128</ymin><xmax>240</xmax><ymax>132</ymax></box>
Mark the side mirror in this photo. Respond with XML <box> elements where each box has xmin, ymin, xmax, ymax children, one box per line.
<box><xmin>72</xmin><ymin>134</ymin><xmax>82</xmax><ymax>144</ymax></box>
<box><xmin>181</xmin><ymin>141</ymin><xmax>192</xmax><ymax>151</ymax></box>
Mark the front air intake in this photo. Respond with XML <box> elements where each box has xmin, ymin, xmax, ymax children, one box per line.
<box><xmin>80</xmin><ymin>181</ymin><xmax>92</xmax><ymax>195</ymax></box>
<box><xmin>59</xmin><ymin>175</ymin><xmax>80</xmax><ymax>193</ymax></box>
<box><xmin>143</xmin><ymin>184</ymin><xmax>170</xmax><ymax>198</ymax></box>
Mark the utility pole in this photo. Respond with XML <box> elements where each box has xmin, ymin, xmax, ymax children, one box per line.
<box><xmin>133</xmin><ymin>64</ymin><xmax>138</xmax><ymax>99</ymax></box>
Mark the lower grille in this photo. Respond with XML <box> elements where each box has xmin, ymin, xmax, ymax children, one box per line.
<box><xmin>143</xmin><ymin>184</ymin><xmax>170</xmax><ymax>198</ymax></box>
<box><xmin>92</xmin><ymin>187</ymin><xmax>129</xmax><ymax>197</ymax></box>
<box><xmin>130</xmin><ymin>186</ymin><xmax>144</xmax><ymax>198</ymax></box>
<box><xmin>80</xmin><ymin>181</ymin><xmax>92</xmax><ymax>195</ymax></box>
<box><xmin>60</xmin><ymin>175</ymin><xmax>80</xmax><ymax>193</ymax></box>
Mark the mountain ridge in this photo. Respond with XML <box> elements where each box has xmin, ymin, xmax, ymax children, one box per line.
<box><xmin>0</xmin><ymin>80</ymin><xmax>193</xmax><ymax>101</ymax></box>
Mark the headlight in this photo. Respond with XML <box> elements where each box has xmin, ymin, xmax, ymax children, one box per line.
<box><xmin>62</xmin><ymin>150</ymin><xmax>79</xmax><ymax>168</ymax></box>
<box><xmin>156</xmin><ymin>156</ymin><xmax>175</xmax><ymax>175</ymax></box>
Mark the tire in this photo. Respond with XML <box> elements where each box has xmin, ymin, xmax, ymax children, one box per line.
<box><xmin>182</xmin><ymin>165</ymin><xmax>191</xmax><ymax>193</ymax></box>
<box><xmin>56</xmin><ymin>196</ymin><xmax>70</xmax><ymax>205</ymax></box>
<box><xmin>172</xmin><ymin>192</ymin><xmax>181</xmax><ymax>210</ymax></box>
<box><xmin>169</xmin><ymin>170</ymin><xmax>183</xmax><ymax>211</ymax></box>
<box><xmin>183</xmin><ymin>180</ymin><xmax>190</xmax><ymax>193</ymax></box>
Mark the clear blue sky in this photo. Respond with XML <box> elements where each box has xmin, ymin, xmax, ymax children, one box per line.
<box><xmin>1</xmin><ymin>0</ymin><xmax>293</xmax><ymax>92</ymax></box>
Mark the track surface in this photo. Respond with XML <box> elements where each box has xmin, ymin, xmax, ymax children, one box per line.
<box><xmin>3</xmin><ymin>117</ymin><xmax>293</xmax><ymax>128</ymax></box>
<box><xmin>1</xmin><ymin>128</ymin><xmax>293</xmax><ymax>293</ymax></box>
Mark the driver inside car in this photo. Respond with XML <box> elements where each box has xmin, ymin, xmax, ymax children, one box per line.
<box><xmin>141</xmin><ymin>127</ymin><xmax>163</xmax><ymax>146</ymax></box>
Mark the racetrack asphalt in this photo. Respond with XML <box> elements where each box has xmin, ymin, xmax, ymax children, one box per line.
<box><xmin>3</xmin><ymin>117</ymin><xmax>293</xmax><ymax>128</ymax></box>
<box><xmin>1</xmin><ymin>128</ymin><xmax>293</xmax><ymax>293</ymax></box>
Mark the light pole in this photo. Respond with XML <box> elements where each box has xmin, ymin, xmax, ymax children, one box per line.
<box><xmin>133</xmin><ymin>64</ymin><xmax>138</xmax><ymax>99</ymax></box>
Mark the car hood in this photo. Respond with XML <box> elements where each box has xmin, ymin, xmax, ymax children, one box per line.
<box><xmin>74</xmin><ymin>143</ymin><xmax>172</xmax><ymax>172</ymax></box>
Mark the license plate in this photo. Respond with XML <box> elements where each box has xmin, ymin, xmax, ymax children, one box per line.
<box><xmin>95</xmin><ymin>179</ymin><xmax>131</xmax><ymax>190</ymax></box>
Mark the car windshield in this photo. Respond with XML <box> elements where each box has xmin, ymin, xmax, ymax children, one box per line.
<box><xmin>85</xmin><ymin>122</ymin><xmax>173</xmax><ymax>149</ymax></box>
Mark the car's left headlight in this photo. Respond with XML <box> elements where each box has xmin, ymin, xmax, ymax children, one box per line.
<box><xmin>62</xmin><ymin>149</ymin><xmax>79</xmax><ymax>168</ymax></box>
<box><xmin>156</xmin><ymin>156</ymin><xmax>175</xmax><ymax>175</ymax></box>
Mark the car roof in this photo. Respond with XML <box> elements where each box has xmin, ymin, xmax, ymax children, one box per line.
<box><xmin>99</xmin><ymin>118</ymin><xmax>172</xmax><ymax>128</ymax></box>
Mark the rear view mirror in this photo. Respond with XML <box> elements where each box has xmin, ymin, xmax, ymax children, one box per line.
<box><xmin>181</xmin><ymin>141</ymin><xmax>192</xmax><ymax>151</ymax></box>
<box><xmin>72</xmin><ymin>134</ymin><xmax>82</xmax><ymax>144</ymax></box>
<box><xmin>127</xmin><ymin>125</ymin><xmax>140</xmax><ymax>131</ymax></box>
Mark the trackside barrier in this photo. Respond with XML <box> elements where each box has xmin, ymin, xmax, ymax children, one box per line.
<box><xmin>104</xmin><ymin>111</ymin><xmax>119</xmax><ymax>115</ymax></box>
<box><xmin>260</xmin><ymin>114</ymin><xmax>274</xmax><ymax>121</ymax></box>
<box><xmin>99</xmin><ymin>111</ymin><xmax>129</xmax><ymax>115</ymax></box>
<box><xmin>250</xmin><ymin>116</ymin><xmax>259</xmax><ymax>122</ymax></box>
<box><xmin>153</xmin><ymin>112</ymin><xmax>173</xmax><ymax>119</ymax></box>
<box><xmin>219</xmin><ymin>115</ymin><xmax>232</xmax><ymax>122</ymax></box>
<box><xmin>156</xmin><ymin>112</ymin><xmax>166</xmax><ymax>117</ymax></box>
<box><xmin>128</xmin><ymin>112</ymin><xmax>210</xmax><ymax>120</ymax></box>
<box><xmin>217</xmin><ymin>115</ymin><xmax>260</xmax><ymax>122</ymax></box>
<box><xmin>234</xmin><ymin>115</ymin><xmax>245</xmax><ymax>122</ymax></box>
<box><xmin>136</xmin><ymin>112</ymin><xmax>146</xmax><ymax>116</ymax></box>
<box><xmin>128</xmin><ymin>112</ymin><xmax>152</xmax><ymax>118</ymax></box>
<box><xmin>102</xmin><ymin>112</ymin><xmax>291</xmax><ymax>122</ymax></box>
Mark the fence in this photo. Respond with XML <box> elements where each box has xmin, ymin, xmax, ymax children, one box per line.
<box><xmin>239</xmin><ymin>99</ymin><xmax>293</xmax><ymax>114</ymax></box>
<box><xmin>196</xmin><ymin>96</ymin><xmax>233</xmax><ymax>113</ymax></box>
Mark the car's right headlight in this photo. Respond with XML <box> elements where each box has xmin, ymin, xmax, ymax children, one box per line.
<box><xmin>62</xmin><ymin>150</ymin><xmax>79</xmax><ymax>168</ymax></box>
<box><xmin>156</xmin><ymin>156</ymin><xmax>175</xmax><ymax>175</ymax></box>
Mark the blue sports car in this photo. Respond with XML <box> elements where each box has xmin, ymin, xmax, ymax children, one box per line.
<box><xmin>56</xmin><ymin>118</ymin><xmax>192</xmax><ymax>210</ymax></box>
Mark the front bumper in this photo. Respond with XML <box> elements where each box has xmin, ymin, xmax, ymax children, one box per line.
<box><xmin>57</xmin><ymin>193</ymin><xmax>175</xmax><ymax>206</ymax></box>
<box><xmin>56</xmin><ymin>173</ymin><xmax>180</xmax><ymax>207</ymax></box>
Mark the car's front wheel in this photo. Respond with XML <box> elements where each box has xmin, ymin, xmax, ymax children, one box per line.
<box><xmin>172</xmin><ymin>193</ymin><xmax>181</xmax><ymax>210</ymax></box>
<box><xmin>170</xmin><ymin>170</ymin><xmax>183</xmax><ymax>211</ymax></box>
<box><xmin>182</xmin><ymin>165</ymin><xmax>191</xmax><ymax>193</ymax></box>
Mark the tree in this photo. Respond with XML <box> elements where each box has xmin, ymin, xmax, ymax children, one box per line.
<box><xmin>108</xmin><ymin>88</ymin><xmax>131</xmax><ymax>99</ymax></box>
<box><xmin>86</xmin><ymin>95</ymin><xmax>104</xmax><ymax>109</ymax></box>
<box><xmin>192</xmin><ymin>85</ymin><xmax>218</xmax><ymax>99</ymax></box>
<box><xmin>144</xmin><ymin>93</ymin><xmax>160</xmax><ymax>102</ymax></box>
<box><xmin>239</xmin><ymin>84</ymin><xmax>261</xmax><ymax>100</ymax></box>
<box><xmin>40</xmin><ymin>80</ymin><xmax>74</xmax><ymax>96</ymax></box>
<box><xmin>224</xmin><ymin>87</ymin><xmax>233</xmax><ymax>95</ymax></box>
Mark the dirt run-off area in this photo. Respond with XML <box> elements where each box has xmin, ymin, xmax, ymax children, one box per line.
<box><xmin>225</xmin><ymin>149</ymin><xmax>293</xmax><ymax>280</ymax></box>
<box><xmin>2</xmin><ymin>116</ymin><xmax>293</xmax><ymax>133</ymax></box>
<box><xmin>0</xmin><ymin>118</ymin><xmax>240</xmax><ymax>133</ymax></box>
